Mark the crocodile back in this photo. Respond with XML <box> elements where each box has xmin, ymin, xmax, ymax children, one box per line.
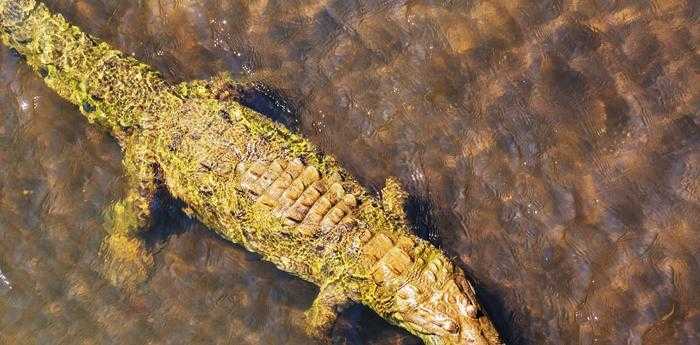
<box><xmin>153</xmin><ymin>96</ymin><xmax>367</xmax><ymax>284</ymax></box>
<box><xmin>237</xmin><ymin>158</ymin><xmax>359</xmax><ymax>235</ymax></box>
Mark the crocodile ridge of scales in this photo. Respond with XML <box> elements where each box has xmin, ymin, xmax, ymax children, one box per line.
<box><xmin>0</xmin><ymin>1</ymin><xmax>503</xmax><ymax>344</ymax></box>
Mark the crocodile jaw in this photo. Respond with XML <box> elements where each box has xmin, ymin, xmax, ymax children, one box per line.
<box><xmin>399</xmin><ymin>295</ymin><xmax>503</xmax><ymax>345</ymax></box>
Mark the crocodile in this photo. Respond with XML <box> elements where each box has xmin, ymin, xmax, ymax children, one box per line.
<box><xmin>0</xmin><ymin>1</ymin><xmax>503</xmax><ymax>344</ymax></box>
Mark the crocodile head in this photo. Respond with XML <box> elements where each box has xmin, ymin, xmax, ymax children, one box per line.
<box><xmin>389</xmin><ymin>265</ymin><xmax>503</xmax><ymax>345</ymax></box>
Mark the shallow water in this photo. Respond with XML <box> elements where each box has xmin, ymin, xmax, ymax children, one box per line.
<box><xmin>1</xmin><ymin>1</ymin><xmax>698</xmax><ymax>344</ymax></box>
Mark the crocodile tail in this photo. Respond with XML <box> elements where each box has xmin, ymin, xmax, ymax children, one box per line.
<box><xmin>0</xmin><ymin>0</ymin><xmax>174</xmax><ymax>137</ymax></box>
<box><xmin>0</xmin><ymin>0</ymin><xmax>35</xmax><ymax>28</ymax></box>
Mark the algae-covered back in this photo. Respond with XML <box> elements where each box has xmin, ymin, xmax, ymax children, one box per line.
<box><xmin>0</xmin><ymin>0</ymin><xmax>176</xmax><ymax>139</ymax></box>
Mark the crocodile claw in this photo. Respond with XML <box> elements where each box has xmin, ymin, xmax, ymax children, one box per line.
<box><xmin>99</xmin><ymin>233</ymin><xmax>154</xmax><ymax>290</ymax></box>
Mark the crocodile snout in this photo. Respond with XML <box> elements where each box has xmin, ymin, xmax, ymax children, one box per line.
<box><xmin>391</xmin><ymin>267</ymin><xmax>503</xmax><ymax>345</ymax></box>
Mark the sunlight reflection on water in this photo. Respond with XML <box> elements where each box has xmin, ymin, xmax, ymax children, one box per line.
<box><xmin>0</xmin><ymin>1</ymin><xmax>698</xmax><ymax>344</ymax></box>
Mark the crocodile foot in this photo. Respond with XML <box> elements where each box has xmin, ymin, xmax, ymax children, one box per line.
<box><xmin>303</xmin><ymin>283</ymin><xmax>352</xmax><ymax>341</ymax></box>
<box><xmin>304</xmin><ymin>302</ymin><xmax>338</xmax><ymax>340</ymax></box>
<box><xmin>99</xmin><ymin>233</ymin><xmax>154</xmax><ymax>290</ymax></box>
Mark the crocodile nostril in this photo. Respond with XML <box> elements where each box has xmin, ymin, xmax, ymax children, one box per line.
<box><xmin>465</xmin><ymin>305</ymin><xmax>478</xmax><ymax>318</ymax></box>
<box><xmin>82</xmin><ymin>101</ymin><xmax>95</xmax><ymax>113</ymax></box>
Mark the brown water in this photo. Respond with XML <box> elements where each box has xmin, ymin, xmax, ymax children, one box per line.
<box><xmin>1</xmin><ymin>1</ymin><xmax>698</xmax><ymax>344</ymax></box>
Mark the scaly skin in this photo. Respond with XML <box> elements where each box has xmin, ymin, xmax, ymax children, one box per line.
<box><xmin>0</xmin><ymin>1</ymin><xmax>503</xmax><ymax>344</ymax></box>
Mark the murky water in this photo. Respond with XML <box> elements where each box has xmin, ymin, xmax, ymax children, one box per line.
<box><xmin>1</xmin><ymin>1</ymin><xmax>698</xmax><ymax>344</ymax></box>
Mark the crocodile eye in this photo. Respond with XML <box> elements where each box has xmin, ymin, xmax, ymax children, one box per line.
<box><xmin>433</xmin><ymin>318</ymin><xmax>459</xmax><ymax>334</ymax></box>
<box><xmin>9</xmin><ymin>47</ymin><xmax>25</xmax><ymax>60</ymax></box>
<box><xmin>465</xmin><ymin>304</ymin><xmax>478</xmax><ymax>318</ymax></box>
<box><xmin>82</xmin><ymin>102</ymin><xmax>96</xmax><ymax>113</ymax></box>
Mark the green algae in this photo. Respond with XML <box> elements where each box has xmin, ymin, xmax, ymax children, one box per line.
<box><xmin>0</xmin><ymin>2</ymin><xmax>503</xmax><ymax>344</ymax></box>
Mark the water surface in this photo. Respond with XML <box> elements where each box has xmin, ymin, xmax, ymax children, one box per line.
<box><xmin>1</xmin><ymin>1</ymin><xmax>698</xmax><ymax>344</ymax></box>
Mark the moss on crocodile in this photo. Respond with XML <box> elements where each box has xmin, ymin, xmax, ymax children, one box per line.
<box><xmin>1</xmin><ymin>1</ymin><xmax>503</xmax><ymax>344</ymax></box>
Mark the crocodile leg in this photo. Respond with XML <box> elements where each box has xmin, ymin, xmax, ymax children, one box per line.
<box><xmin>380</xmin><ymin>177</ymin><xmax>409</xmax><ymax>223</ymax></box>
<box><xmin>304</xmin><ymin>283</ymin><xmax>352</xmax><ymax>339</ymax></box>
<box><xmin>99</xmin><ymin>141</ymin><xmax>158</xmax><ymax>290</ymax></box>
